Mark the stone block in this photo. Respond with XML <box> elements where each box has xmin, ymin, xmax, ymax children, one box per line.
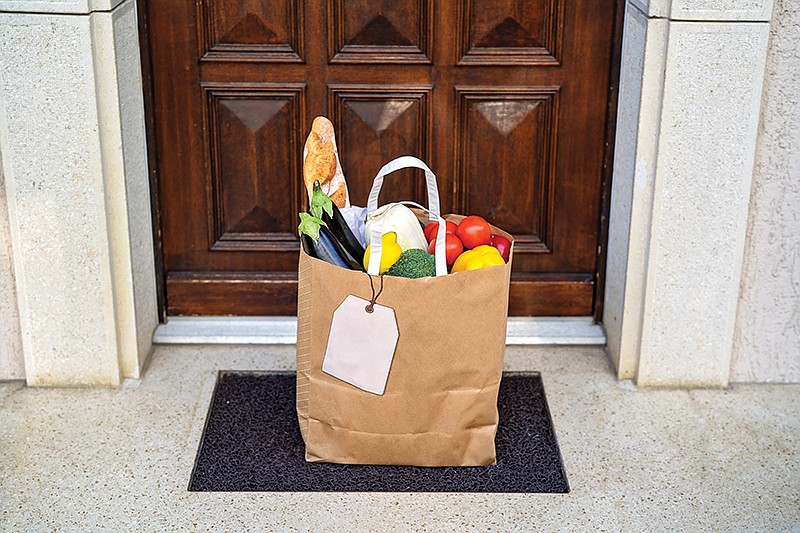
<box><xmin>112</xmin><ymin>1</ymin><xmax>157</xmax><ymax>378</ymax></box>
<box><xmin>0</xmin><ymin>0</ymin><xmax>125</xmax><ymax>14</ymax></box>
<box><xmin>0</xmin><ymin>0</ymin><xmax>156</xmax><ymax>386</ymax></box>
<box><xmin>639</xmin><ymin>0</ymin><xmax>773</xmax><ymax>20</ymax></box>
<box><xmin>636</xmin><ymin>21</ymin><xmax>770</xmax><ymax>387</ymax></box>
<box><xmin>670</xmin><ymin>0</ymin><xmax>773</xmax><ymax>21</ymax></box>
<box><xmin>0</xmin><ymin>149</ymin><xmax>24</xmax><ymax>380</ymax></box>
<box><xmin>0</xmin><ymin>11</ymin><xmax>121</xmax><ymax>385</ymax></box>
<box><xmin>94</xmin><ymin>0</ymin><xmax>157</xmax><ymax>379</ymax></box>
<box><xmin>606</xmin><ymin>5</ymin><xmax>669</xmax><ymax>379</ymax></box>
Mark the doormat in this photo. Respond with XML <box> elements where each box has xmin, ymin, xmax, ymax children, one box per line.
<box><xmin>188</xmin><ymin>372</ymin><xmax>569</xmax><ymax>493</ymax></box>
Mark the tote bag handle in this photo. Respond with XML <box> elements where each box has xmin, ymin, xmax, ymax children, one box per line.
<box><xmin>367</xmin><ymin>202</ymin><xmax>448</xmax><ymax>277</ymax></box>
<box><xmin>365</xmin><ymin>156</ymin><xmax>447</xmax><ymax>277</ymax></box>
<box><xmin>366</xmin><ymin>156</ymin><xmax>441</xmax><ymax>218</ymax></box>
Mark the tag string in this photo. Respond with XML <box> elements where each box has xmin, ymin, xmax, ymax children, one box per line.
<box><xmin>363</xmin><ymin>272</ymin><xmax>385</xmax><ymax>313</ymax></box>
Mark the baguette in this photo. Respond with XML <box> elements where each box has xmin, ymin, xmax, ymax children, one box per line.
<box><xmin>303</xmin><ymin>116</ymin><xmax>350</xmax><ymax>208</ymax></box>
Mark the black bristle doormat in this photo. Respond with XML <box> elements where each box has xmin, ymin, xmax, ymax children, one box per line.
<box><xmin>188</xmin><ymin>372</ymin><xmax>569</xmax><ymax>493</ymax></box>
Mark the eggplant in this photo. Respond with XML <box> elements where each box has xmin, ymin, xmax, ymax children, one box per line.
<box><xmin>301</xmin><ymin>224</ymin><xmax>364</xmax><ymax>271</ymax></box>
<box><xmin>313</xmin><ymin>182</ymin><xmax>365</xmax><ymax>260</ymax></box>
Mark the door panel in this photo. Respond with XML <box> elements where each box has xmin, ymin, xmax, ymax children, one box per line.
<box><xmin>458</xmin><ymin>0</ymin><xmax>562</xmax><ymax>64</ymax></box>
<box><xmin>198</xmin><ymin>0</ymin><xmax>304</xmax><ymax>61</ymax></box>
<box><xmin>330</xmin><ymin>86</ymin><xmax>431</xmax><ymax>209</ymax></box>
<box><xmin>148</xmin><ymin>0</ymin><xmax>616</xmax><ymax>316</ymax></box>
<box><xmin>329</xmin><ymin>0</ymin><xmax>432</xmax><ymax>63</ymax></box>
<box><xmin>456</xmin><ymin>87</ymin><xmax>558</xmax><ymax>255</ymax></box>
<box><xmin>204</xmin><ymin>85</ymin><xmax>305</xmax><ymax>251</ymax></box>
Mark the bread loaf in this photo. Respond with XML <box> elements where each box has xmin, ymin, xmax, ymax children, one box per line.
<box><xmin>303</xmin><ymin>117</ymin><xmax>349</xmax><ymax>208</ymax></box>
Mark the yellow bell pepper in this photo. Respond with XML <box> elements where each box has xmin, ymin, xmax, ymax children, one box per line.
<box><xmin>451</xmin><ymin>245</ymin><xmax>505</xmax><ymax>273</ymax></box>
<box><xmin>363</xmin><ymin>232</ymin><xmax>403</xmax><ymax>274</ymax></box>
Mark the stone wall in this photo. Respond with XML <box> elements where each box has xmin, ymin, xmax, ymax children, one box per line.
<box><xmin>0</xmin><ymin>147</ymin><xmax>24</xmax><ymax>380</ymax></box>
<box><xmin>604</xmin><ymin>0</ymin><xmax>772</xmax><ymax>387</ymax></box>
<box><xmin>0</xmin><ymin>0</ymin><xmax>157</xmax><ymax>385</ymax></box>
<box><xmin>732</xmin><ymin>0</ymin><xmax>800</xmax><ymax>383</ymax></box>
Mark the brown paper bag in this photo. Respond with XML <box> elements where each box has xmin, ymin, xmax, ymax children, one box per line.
<box><xmin>296</xmin><ymin>158</ymin><xmax>513</xmax><ymax>466</ymax></box>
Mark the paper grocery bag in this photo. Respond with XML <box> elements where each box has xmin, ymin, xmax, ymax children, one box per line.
<box><xmin>295</xmin><ymin>216</ymin><xmax>513</xmax><ymax>467</ymax></box>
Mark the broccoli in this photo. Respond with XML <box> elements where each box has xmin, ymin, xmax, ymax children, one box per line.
<box><xmin>385</xmin><ymin>248</ymin><xmax>436</xmax><ymax>279</ymax></box>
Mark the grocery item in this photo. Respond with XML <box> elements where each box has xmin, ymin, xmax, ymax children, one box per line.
<box><xmin>313</xmin><ymin>182</ymin><xmax>364</xmax><ymax>261</ymax></box>
<box><xmin>455</xmin><ymin>215</ymin><xmax>492</xmax><ymax>249</ymax></box>
<box><xmin>363</xmin><ymin>232</ymin><xmax>403</xmax><ymax>274</ymax></box>
<box><xmin>364</xmin><ymin>203</ymin><xmax>428</xmax><ymax>252</ymax></box>
<box><xmin>385</xmin><ymin>248</ymin><xmax>436</xmax><ymax>278</ymax></box>
<box><xmin>297</xmin><ymin>154</ymin><xmax>514</xmax><ymax>467</ymax></box>
<box><xmin>423</xmin><ymin>220</ymin><xmax>458</xmax><ymax>242</ymax></box>
<box><xmin>303</xmin><ymin>116</ymin><xmax>349</xmax><ymax>208</ymax></box>
<box><xmin>427</xmin><ymin>233</ymin><xmax>463</xmax><ymax>267</ymax></box>
<box><xmin>298</xmin><ymin>184</ymin><xmax>363</xmax><ymax>271</ymax></box>
<box><xmin>300</xmin><ymin>125</ymin><xmax>513</xmax><ymax>279</ymax></box>
<box><xmin>451</xmin><ymin>245</ymin><xmax>505</xmax><ymax>273</ymax></box>
<box><xmin>490</xmin><ymin>234</ymin><xmax>512</xmax><ymax>263</ymax></box>
<box><xmin>299</xmin><ymin>217</ymin><xmax>363</xmax><ymax>271</ymax></box>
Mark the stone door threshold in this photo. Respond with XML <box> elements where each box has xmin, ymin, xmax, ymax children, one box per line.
<box><xmin>153</xmin><ymin>317</ymin><xmax>606</xmax><ymax>346</ymax></box>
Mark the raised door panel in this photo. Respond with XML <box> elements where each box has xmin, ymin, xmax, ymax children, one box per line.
<box><xmin>329</xmin><ymin>86</ymin><xmax>432</xmax><ymax>206</ymax></box>
<box><xmin>456</xmin><ymin>87</ymin><xmax>559</xmax><ymax>255</ymax></box>
<box><xmin>458</xmin><ymin>0</ymin><xmax>563</xmax><ymax>65</ymax></box>
<box><xmin>198</xmin><ymin>0</ymin><xmax>304</xmax><ymax>61</ymax></box>
<box><xmin>204</xmin><ymin>85</ymin><xmax>305</xmax><ymax>251</ymax></box>
<box><xmin>329</xmin><ymin>0</ymin><xmax>432</xmax><ymax>63</ymax></box>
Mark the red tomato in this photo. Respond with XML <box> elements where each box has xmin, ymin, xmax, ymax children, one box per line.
<box><xmin>423</xmin><ymin>220</ymin><xmax>458</xmax><ymax>243</ymax></box>
<box><xmin>490</xmin><ymin>234</ymin><xmax>512</xmax><ymax>263</ymax></box>
<box><xmin>455</xmin><ymin>216</ymin><xmax>492</xmax><ymax>249</ymax></box>
<box><xmin>428</xmin><ymin>233</ymin><xmax>464</xmax><ymax>267</ymax></box>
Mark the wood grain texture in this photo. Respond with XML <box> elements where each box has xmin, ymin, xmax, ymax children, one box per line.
<box><xmin>508</xmin><ymin>274</ymin><xmax>594</xmax><ymax>316</ymax></box>
<box><xmin>457</xmin><ymin>0</ymin><xmax>564</xmax><ymax>65</ymax></box>
<box><xmin>329</xmin><ymin>0</ymin><xmax>432</xmax><ymax>63</ymax></box>
<box><xmin>203</xmin><ymin>84</ymin><xmax>305</xmax><ymax>251</ymax></box>
<box><xmin>166</xmin><ymin>272</ymin><xmax>299</xmax><ymax>316</ymax></box>
<box><xmin>167</xmin><ymin>272</ymin><xmax>593</xmax><ymax>317</ymax></box>
<box><xmin>197</xmin><ymin>0</ymin><xmax>304</xmax><ymax>62</ymax></box>
<box><xmin>455</xmin><ymin>86</ymin><xmax>559</xmax><ymax>254</ymax></box>
<box><xmin>329</xmin><ymin>85</ymin><xmax>432</xmax><ymax>207</ymax></box>
<box><xmin>147</xmin><ymin>0</ymin><xmax>617</xmax><ymax>316</ymax></box>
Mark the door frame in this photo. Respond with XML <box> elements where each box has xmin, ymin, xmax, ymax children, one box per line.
<box><xmin>136</xmin><ymin>0</ymin><xmax>627</xmax><ymax>323</ymax></box>
<box><xmin>594</xmin><ymin>0</ymin><xmax>627</xmax><ymax>322</ymax></box>
<box><xmin>136</xmin><ymin>0</ymin><xmax>167</xmax><ymax>322</ymax></box>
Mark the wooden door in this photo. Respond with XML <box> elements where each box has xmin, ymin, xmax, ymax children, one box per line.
<box><xmin>146</xmin><ymin>0</ymin><xmax>616</xmax><ymax>316</ymax></box>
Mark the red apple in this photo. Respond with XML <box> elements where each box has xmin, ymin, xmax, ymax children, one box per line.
<box><xmin>490</xmin><ymin>234</ymin><xmax>511</xmax><ymax>263</ymax></box>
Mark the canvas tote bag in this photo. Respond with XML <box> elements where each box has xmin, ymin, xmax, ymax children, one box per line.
<box><xmin>296</xmin><ymin>157</ymin><xmax>513</xmax><ymax>466</ymax></box>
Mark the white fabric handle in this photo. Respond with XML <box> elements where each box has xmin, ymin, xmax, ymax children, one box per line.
<box><xmin>367</xmin><ymin>156</ymin><xmax>441</xmax><ymax>218</ymax></box>
<box><xmin>367</xmin><ymin>201</ymin><xmax>448</xmax><ymax>277</ymax></box>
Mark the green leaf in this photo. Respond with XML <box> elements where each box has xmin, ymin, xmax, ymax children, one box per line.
<box><xmin>298</xmin><ymin>212</ymin><xmax>326</xmax><ymax>241</ymax></box>
<box><xmin>310</xmin><ymin>183</ymin><xmax>334</xmax><ymax>220</ymax></box>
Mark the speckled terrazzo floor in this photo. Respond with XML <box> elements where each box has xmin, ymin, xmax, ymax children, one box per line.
<box><xmin>1</xmin><ymin>345</ymin><xmax>798</xmax><ymax>532</ymax></box>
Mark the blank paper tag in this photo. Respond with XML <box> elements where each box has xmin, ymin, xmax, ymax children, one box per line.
<box><xmin>322</xmin><ymin>295</ymin><xmax>399</xmax><ymax>395</ymax></box>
